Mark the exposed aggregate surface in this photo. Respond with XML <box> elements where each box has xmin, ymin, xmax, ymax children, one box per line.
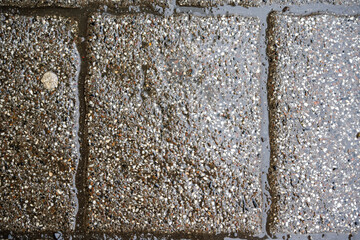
<box><xmin>177</xmin><ymin>0</ymin><xmax>360</xmax><ymax>7</ymax></box>
<box><xmin>2</xmin><ymin>0</ymin><xmax>359</xmax><ymax>8</ymax></box>
<box><xmin>0</xmin><ymin>13</ymin><xmax>80</xmax><ymax>231</ymax></box>
<box><xmin>268</xmin><ymin>13</ymin><xmax>360</xmax><ymax>234</ymax></box>
<box><xmin>0</xmin><ymin>0</ymin><xmax>168</xmax><ymax>8</ymax></box>
<box><xmin>176</xmin><ymin>0</ymin><xmax>261</xmax><ymax>7</ymax></box>
<box><xmin>86</xmin><ymin>13</ymin><xmax>263</xmax><ymax>235</ymax></box>
<box><xmin>267</xmin><ymin>0</ymin><xmax>360</xmax><ymax>5</ymax></box>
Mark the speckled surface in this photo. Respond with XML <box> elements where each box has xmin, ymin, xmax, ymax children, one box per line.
<box><xmin>177</xmin><ymin>0</ymin><xmax>360</xmax><ymax>7</ymax></box>
<box><xmin>268</xmin><ymin>13</ymin><xmax>360</xmax><ymax>234</ymax></box>
<box><xmin>86</xmin><ymin>13</ymin><xmax>263</xmax><ymax>234</ymax></box>
<box><xmin>0</xmin><ymin>13</ymin><xmax>80</xmax><ymax>231</ymax></box>
<box><xmin>0</xmin><ymin>0</ymin><xmax>168</xmax><ymax>8</ymax></box>
<box><xmin>176</xmin><ymin>0</ymin><xmax>260</xmax><ymax>7</ymax></box>
<box><xmin>1</xmin><ymin>0</ymin><xmax>359</xmax><ymax>8</ymax></box>
<box><xmin>266</xmin><ymin>0</ymin><xmax>360</xmax><ymax>5</ymax></box>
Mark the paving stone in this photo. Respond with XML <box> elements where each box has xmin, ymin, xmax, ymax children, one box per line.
<box><xmin>177</xmin><ymin>0</ymin><xmax>260</xmax><ymax>7</ymax></box>
<box><xmin>0</xmin><ymin>0</ymin><xmax>168</xmax><ymax>8</ymax></box>
<box><xmin>86</xmin><ymin>13</ymin><xmax>262</xmax><ymax>234</ymax></box>
<box><xmin>0</xmin><ymin>13</ymin><xmax>80</xmax><ymax>231</ymax></box>
<box><xmin>266</xmin><ymin>0</ymin><xmax>359</xmax><ymax>5</ymax></box>
<box><xmin>267</xmin><ymin>13</ymin><xmax>360</xmax><ymax>234</ymax></box>
<box><xmin>177</xmin><ymin>0</ymin><xmax>360</xmax><ymax>6</ymax></box>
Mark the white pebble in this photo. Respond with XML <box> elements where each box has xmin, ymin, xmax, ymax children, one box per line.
<box><xmin>41</xmin><ymin>71</ymin><xmax>58</xmax><ymax>90</ymax></box>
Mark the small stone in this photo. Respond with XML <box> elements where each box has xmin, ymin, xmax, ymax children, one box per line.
<box><xmin>41</xmin><ymin>71</ymin><xmax>58</xmax><ymax>90</ymax></box>
<box><xmin>49</xmin><ymin>172</ymin><xmax>53</xmax><ymax>177</ymax></box>
<box><xmin>54</xmin><ymin>232</ymin><xmax>63</xmax><ymax>240</ymax></box>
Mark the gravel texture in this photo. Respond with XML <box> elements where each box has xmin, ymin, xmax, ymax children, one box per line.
<box><xmin>0</xmin><ymin>0</ymin><xmax>168</xmax><ymax>8</ymax></box>
<box><xmin>268</xmin><ymin>13</ymin><xmax>360</xmax><ymax>234</ymax></box>
<box><xmin>176</xmin><ymin>0</ymin><xmax>261</xmax><ymax>7</ymax></box>
<box><xmin>1</xmin><ymin>0</ymin><xmax>359</xmax><ymax>7</ymax></box>
<box><xmin>0</xmin><ymin>13</ymin><xmax>80</xmax><ymax>231</ymax></box>
<box><xmin>86</xmin><ymin>13</ymin><xmax>262</xmax><ymax>234</ymax></box>
<box><xmin>266</xmin><ymin>0</ymin><xmax>360</xmax><ymax>5</ymax></box>
<box><xmin>177</xmin><ymin>0</ymin><xmax>360</xmax><ymax>6</ymax></box>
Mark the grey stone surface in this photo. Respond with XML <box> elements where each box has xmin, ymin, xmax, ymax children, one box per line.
<box><xmin>177</xmin><ymin>0</ymin><xmax>360</xmax><ymax>6</ymax></box>
<box><xmin>0</xmin><ymin>0</ymin><xmax>168</xmax><ymax>7</ymax></box>
<box><xmin>177</xmin><ymin>0</ymin><xmax>260</xmax><ymax>7</ymax></box>
<box><xmin>266</xmin><ymin>0</ymin><xmax>359</xmax><ymax>5</ymax></box>
<box><xmin>1</xmin><ymin>0</ymin><xmax>358</xmax><ymax>7</ymax></box>
<box><xmin>0</xmin><ymin>0</ymin><xmax>81</xmax><ymax>7</ymax></box>
<box><xmin>268</xmin><ymin>13</ymin><xmax>360</xmax><ymax>234</ymax></box>
<box><xmin>0</xmin><ymin>13</ymin><xmax>80</xmax><ymax>231</ymax></box>
<box><xmin>86</xmin><ymin>13</ymin><xmax>262</xmax><ymax>234</ymax></box>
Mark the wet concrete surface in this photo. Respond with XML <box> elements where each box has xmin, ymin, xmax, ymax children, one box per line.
<box><xmin>0</xmin><ymin>0</ymin><xmax>168</xmax><ymax>8</ymax></box>
<box><xmin>0</xmin><ymin>1</ymin><xmax>359</xmax><ymax>240</ymax></box>
<box><xmin>176</xmin><ymin>0</ymin><xmax>260</xmax><ymax>7</ymax></box>
<box><xmin>267</xmin><ymin>12</ymin><xmax>360</xmax><ymax>234</ymax></box>
<box><xmin>266</xmin><ymin>0</ymin><xmax>359</xmax><ymax>5</ymax></box>
<box><xmin>1</xmin><ymin>0</ymin><xmax>359</xmax><ymax>8</ymax></box>
<box><xmin>176</xmin><ymin>0</ymin><xmax>360</xmax><ymax>7</ymax></box>
<box><xmin>0</xmin><ymin>13</ymin><xmax>80</xmax><ymax>231</ymax></box>
<box><xmin>86</xmin><ymin>12</ymin><xmax>263</xmax><ymax>235</ymax></box>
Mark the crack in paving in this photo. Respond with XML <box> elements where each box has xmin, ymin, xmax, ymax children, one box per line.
<box><xmin>0</xmin><ymin>2</ymin><xmax>359</xmax><ymax>240</ymax></box>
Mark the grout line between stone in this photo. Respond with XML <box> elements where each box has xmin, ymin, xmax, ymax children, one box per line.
<box><xmin>258</xmin><ymin>12</ymin><xmax>272</xmax><ymax>240</ymax></box>
<box><xmin>74</xmin><ymin>8</ymin><xmax>91</xmax><ymax>235</ymax></box>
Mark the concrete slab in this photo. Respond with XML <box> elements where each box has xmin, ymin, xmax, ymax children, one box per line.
<box><xmin>0</xmin><ymin>13</ymin><xmax>80</xmax><ymax>231</ymax></box>
<box><xmin>176</xmin><ymin>0</ymin><xmax>260</xmax><ymax>7</ymax></box>
<box><xmin>268</xmin><ymin>13</ymin><xmax>360</xmax><ymax>234</ymax></box>
<box><xmin>177</xmin><ymin>0</ymin><xmax>359</xmax><ymax>7</ymax></box>
<box><xmin>86</xmin><ymin>13</ymin><xmax>263</xmax><ymax>234</ymax></box>
<box><xmin>267</xmin><ymin>0</ymin><xmax>359</xmax><ymax>5</ymax></box>
<box><xmin>0</xmin><ymin>0</ymin><xmax>168</xmax><ymax>8</ymax></box>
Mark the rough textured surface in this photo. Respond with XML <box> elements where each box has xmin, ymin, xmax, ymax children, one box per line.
<box><xmin>1</xmin><ymin>0</ymin><xmax>359</xmax><ymax>7</ymax></box>
<box><xmin>0</xmin><ymin>13</ymin><xmax>80</xmax><ymax>231</ymax></box>
<box><xmin>177</xmin><ymin>0</ymin><xmax>260</xmax><ymax>7</ymax></box>
<box><xmin>0</xmin><ymin>0</ymin><xmax>81</xmax><ymax>7</ymax></box>
<box><xmin>0</xmin><ymin>0</ymin><xmax>168</xmax><ymax>7</ymax></box>
<box><xmin>266</xmin><ymin>0</ymin><xmax>360</xmax><ymax>5</ymax></box>
<box><xmin>86</xmin><ymin>13</ymin><xmax>262</xmax><ymax>234</ymax></box>
<box><xmin>177</xmin><ymin>0</ymin><xmax>360</xmax><ymax>6</ymax></box>
<box><xmin>268</xmin><ymin>13</ymin><xmax>360</xmax><ymax>234</ymax></box>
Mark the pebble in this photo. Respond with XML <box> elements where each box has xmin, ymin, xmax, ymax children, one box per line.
<box><xmin>41</xmin><ymin>71</ymin><xmax>58</xmax><ymax>91</ymax></box>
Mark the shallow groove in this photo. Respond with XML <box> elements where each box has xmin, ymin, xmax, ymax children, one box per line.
<box><xmin>75</xmin><ymin>7</ymin><xmax>91</xmax><ymax>235</ymax></box>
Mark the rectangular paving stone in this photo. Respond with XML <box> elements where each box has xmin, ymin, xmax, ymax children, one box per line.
<box><xmin>0</xmin><ymin>0</ymin><xmax>168</xmax><ymax>7</ymax></box>
<box><xmin>266</xmin><ymin>0</ymin><xmax>359</xmax><ymax>5</ymax></box>
<box><xmin>177</xmin><ymin>0</ymin><xmax>261</xmax><ymax>7</ymax></box>
<box><xmin>177</xmin><ymin>0</ymin><xmax>359</xmax><ymax>6</ymax></box>
<box><xmin>268</xmin><ymin>13</ymin><xmax>360</xmax><ymax>234</ymax></box>
<box><xmin>86</xmin><ymin>13</ymin><xmax>262</xmax><ymax>234</ymax></box>
<box><xmin>0</xmin><ymin>13</ymin><xmax>80</xmax><ymax>231</ymax></box>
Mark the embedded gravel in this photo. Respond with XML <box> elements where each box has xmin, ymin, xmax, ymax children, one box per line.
<box><xmin>267</xmin><ymin>0</ymin><xmax>359</xmax><ymax>5</ymax></box>
<box><xmin>268</xmin><ymin>13</ymin><xmax>360</xmax><ymax>234</ymax></box>
<box><xmin>0</xmin><ymin>13</ymin><xmax>80</xmax><ymax>231</ymax></box>
<box><xmin>86</xmin><ymin>13</ymin><xmax>263</xmax><ymax>234</ymax></box>
<box><xmin>0</xmin><ymin>0</ymin><xmax>168</xmax><ymax>8</ymax></box>
<box><xmin>177</xmin><ymin>0</ymin><xmax>359</xmax><ymax>7</ymax></box>
<box><xmin>1</xmin><ymin>0</ymin><xmax>359</xmax><ymax>8</ymax></box>
<box><xmin>176</xmin><ymin>0</ymin><xmax>261</xmax><ymax>7</ymax></box>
